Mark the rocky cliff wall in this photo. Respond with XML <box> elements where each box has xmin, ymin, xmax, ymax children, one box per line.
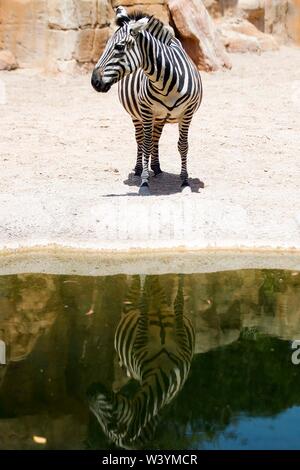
<box><xmin>0</xmin><ymin>1</ymin><xmax>299</xmax><ymax>71</ymax></box>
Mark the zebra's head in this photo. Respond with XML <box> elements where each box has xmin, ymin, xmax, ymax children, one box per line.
<box><xmin>87</xmin><ymin>382</ymin><xmax>122</xmax><ymax>440</ymax></box>
<box><xmin>91</xmin><ymin>7</ymin><xmax>149</xmax><ymax>93</ymax></box>
<box><xmin>87</xmin><ymin>381</ymin><xmax>160</xmax><ymax>449</ymax></box>
<box><xmin>87</xmin><ymin>381</ymin><xmax>141</xmax><ymax>449</ymax></box>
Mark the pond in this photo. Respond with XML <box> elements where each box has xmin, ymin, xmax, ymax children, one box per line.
<box><xmin>0</xmin><ymin>269</ymin><xmax>299</xmax><ymax>450</ymax></box>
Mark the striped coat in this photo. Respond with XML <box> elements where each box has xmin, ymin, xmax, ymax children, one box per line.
<box><xmin>88</xmin><ymin>275</ymin><xmax>195</xmax><ymax>449</ymax></box>
<box><xmin>92</xmin><ymin>7</ymin><xmax>203</xmax><ymax>194</ymax></box>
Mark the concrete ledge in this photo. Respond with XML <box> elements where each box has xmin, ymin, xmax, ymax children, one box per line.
<box><xmin>1</xmin><ymin>247</ymin><xmax>300</xmax><ymax>276</ymax></box>
<box><xmin>1</xmin><ymin>192</ymin><xmax>299</xmax><ymax>254</ymax></box>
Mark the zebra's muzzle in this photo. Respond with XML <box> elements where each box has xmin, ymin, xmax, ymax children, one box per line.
<box><xmin>91</xmin><ymin>71</ymin><xmax>112</xmax><ymax>93</ymax></box>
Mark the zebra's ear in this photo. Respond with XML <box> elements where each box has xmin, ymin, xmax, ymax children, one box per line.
<box><xmin>115</xmin><ymin>6</ymin><xmax>130</xmax><ymax>26</ymax></box>
<box><xmin>129</xmin><ymin>17</ymin><xmax>149</xmax><ymax>36</ymax></box>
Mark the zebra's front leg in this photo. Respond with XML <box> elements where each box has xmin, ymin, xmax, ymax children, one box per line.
<box><xmin>139</xmin><ymin>115</ymin><xmax>153</xmax><ymax>196</ymax></box>
<box><xmin>151</xmin><ymin>122</ymin><xmax>164</xmax><ymax>176</ymax></box>
<box><xmin>133</xmin><ymin>119</ymin><xmax>143</xmax><ymax>176</ymax></box>
<box><xmin>178</xmin><ymin>117</ymin><xmax>192</xmax><ymax>192</ymax></box>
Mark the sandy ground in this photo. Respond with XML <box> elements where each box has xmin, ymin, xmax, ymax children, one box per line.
<box><xmin>0</xmin><ymin>46</ymin><xmax>300</xmax><ymax>254</ymax></box>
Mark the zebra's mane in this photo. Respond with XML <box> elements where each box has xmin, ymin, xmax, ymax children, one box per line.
<box><xmin>116</xmin><ymin>12</ymin><xmax>174</xmax><ymax>46</ymax></box>
<box><xmin>116</xmin><ymin>11</ymin><xmax>150</xmax><ymax>26</ymax></box>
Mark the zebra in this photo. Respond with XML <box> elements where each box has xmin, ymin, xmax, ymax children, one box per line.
<box><xmin>91</xmin><ymin>6</ymin><xmax>203</xmax><ymax>195</ymax></box>
<box><xmin>87</xmin><ymin>275</ymin><xmax>195</xmax><ymax>449</ymax></box>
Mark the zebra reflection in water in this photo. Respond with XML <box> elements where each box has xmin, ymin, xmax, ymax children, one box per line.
<box><xmin>87</xmin><ymin>275</ymin><xmax>195</xmax><ymax>449</ymax></box>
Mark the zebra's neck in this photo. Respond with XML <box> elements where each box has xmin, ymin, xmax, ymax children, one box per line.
<box><xmin>135</xmin><ymin>31</ymin><xmax>178</xmax><ymax>92</ymax></box>
<box><xmin>145</xmin><ymin>16</ymin><xmax>174</xmax><ymax>45</ymax></box>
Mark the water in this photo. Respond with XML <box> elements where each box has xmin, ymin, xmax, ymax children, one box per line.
<box><xmin>0</xmin><ymin>269</ymin><xmax>299</xmax><ymax>450</ymax></box>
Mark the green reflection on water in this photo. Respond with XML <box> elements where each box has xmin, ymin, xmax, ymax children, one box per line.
<box><xmin>0</xmin><ymin>269</ymin><xmax>299</xmax><ymax>450</ymax></box>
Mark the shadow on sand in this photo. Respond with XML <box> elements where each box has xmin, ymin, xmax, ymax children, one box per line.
<box><xmin>102</xmin><ymin>172</ymin><xmax>204</xmax><ymax>197</ymax></box>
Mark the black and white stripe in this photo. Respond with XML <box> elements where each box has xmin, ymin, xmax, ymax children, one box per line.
<box><xmin>92</xmin><ymin>7</ymin><xmax>203</xmax><ymax>194</ymax></box>
<box><xmin>88</xmin><ymin>275</ymin><xmax>195</xmax><ymax>449</ymax></box>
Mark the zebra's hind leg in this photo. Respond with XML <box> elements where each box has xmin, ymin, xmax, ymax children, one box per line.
<box><xmin>139</xmin><ymin>113</ymin><xmax>153</xmax><ymax>196</ymax></box>
<box><xmin>133</xmin><ymin>119</ymin><xmax>143</xmax><ymax>176</ymax></box>
<box><xmin>151</xmin><ymin>122</ymin><xmax>165</xmax><ymax>176</ymax></box>
<box><xmin>178</xmin><ymin>116</ymin><xmax>192</xmax><ymax>193</ymax></box>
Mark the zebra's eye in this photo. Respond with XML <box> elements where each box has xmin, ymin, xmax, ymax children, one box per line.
<box><xmin>115</xmin><ymin>43</ymin><xmax>126</xmax><ymax>52</ymax></box>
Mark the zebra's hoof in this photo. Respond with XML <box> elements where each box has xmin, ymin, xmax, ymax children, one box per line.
<box><xmin>151</xmin><ymin>166</ymin><xmax>163</xmax><ymax>176</ymax></box>
<box><xmin>181</xmin><ymin>183</ymin><xmax>191</xmax><ymax>195</ymax></box>
<box><xmin>134</xmin><ymin>168</ymin><xmax>142</xmax><ymax>176</ymax></box>
<box><xmin>139</xmin><ymin>183</ymin><xmax>150</xmax><ymax>196</ymax></box>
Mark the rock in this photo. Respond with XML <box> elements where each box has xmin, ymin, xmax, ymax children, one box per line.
<box><xmin>0</xmin><ymin>0</ymin><xmax>47</xmax><ymax>25</ymax></box>
<box><xmin>217</xmin><ymin>16</ymin><xmax>279</xmax><ymax>52</ymax></box>
<box><xmin>74</xmin><ymin>29</ymin><xmax>96</xmax><ymax>62</ymax></box>
<box><xmin>168</xmin><ymin>0</ymin><xmax>232</xmax><ymax>71</ymax></box>
<box><xmin>0</xmin><ymin>0</ymin><xmax>175</xmax><ymax>69</ymax></box>
<box><xmin>238</xmin><ymin>0</ymin><xmax>265</xmax><ymax>31</ymax></box>
<box><xmin>0</xmin><ymin>0</ymin><xmax>48</xmax><ymax>67</ymax></box>
<box><xmin>76</xmin><ymin>0</ymin><xmax>98</xmax><ymax>28</ymax></box>
<box><xmin>48</xmin><ymin>0</ymin><xmax>79</xmax><ymax>29</ymax></box>
<box><xmin>239</xmin><ymin>0</ymin><xmax>264</xmax><ymax>9</ymax></box>
<box><xmin>286</xmin><ymin>0</ymin><xmax>300</xmax><ymax>43</ymax></box>
<box><xmin>9</xmin><ymin>0</ymin><xmax>295</xmax><ymax>70</ymax></box>
<box><xmin>218</xmin><ymin>29</ymin><xmax>261</xmax><ymax>52</ymax></box>
<box><xmin>97</xmin><ymin>0</ymin><xmax>113</xmax><ymax>26</ymax></box>
<box><xmin>265</xmin><ymin>0</ymin><xmax>300</xmax><ymax>44</ymax></box>
<box><xmin>130</xmin><ymin>4</ymin><xmax>170</xmax><ymax>24</ymax></box>
<box><xmin>203</xmin><ymin>0</ymin><xmax>219</xmax><ymax>16</ymax></box>
<box><xmin>48</xmin><ymin>28</ymin><xmax>105</xmax><ymax>63</ymax></box>
<box><xmin>92</xmin><ymin>27</ymin><xmax>110</xmax><ymax>63</ymax></box>
<box><xmin>0</xmin><ymin>50</ymin><xmax>18</xmax><ymax>70</ymax></box>
<box><xmin>112</xmin><ymin>0</ymin><xmax>166</xmax><ymax>6</ymax></box>
<box><xmin>56</xmin><ymin>59</ymin><xmax>79</xmax><ymax>74</ymax></box>
<box><xmin>48</xmin><ymin>0</ymin><xmax>98</xmax><ymax>30</ymax></box>
<box><xmin>0</xmin><ymin>274</ymin><xmax>58</xmax><ymax>363</ymax></box>
<box><xmin>203</xmin><ymin>0</ymin><xmax>239</xmax><ymax>16</ymax></box>
<box><xmin>47</xmin><ymin>30</ymin><xmax>78</xmax><ymax>61</ymax></box>
<box><xmin>202</xmin><ymin>0</ymin><xmax>222</xmax><ymax>18</ymax></box>
<box><xmin>221</xmin><ymin>0</ymin><xmax>239</xmax><ymax>15</ymax></box>
<box><xmin>264</xmin><ymin>0</ymin><xmax>289</xmax><ymax>42</ymax></box>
